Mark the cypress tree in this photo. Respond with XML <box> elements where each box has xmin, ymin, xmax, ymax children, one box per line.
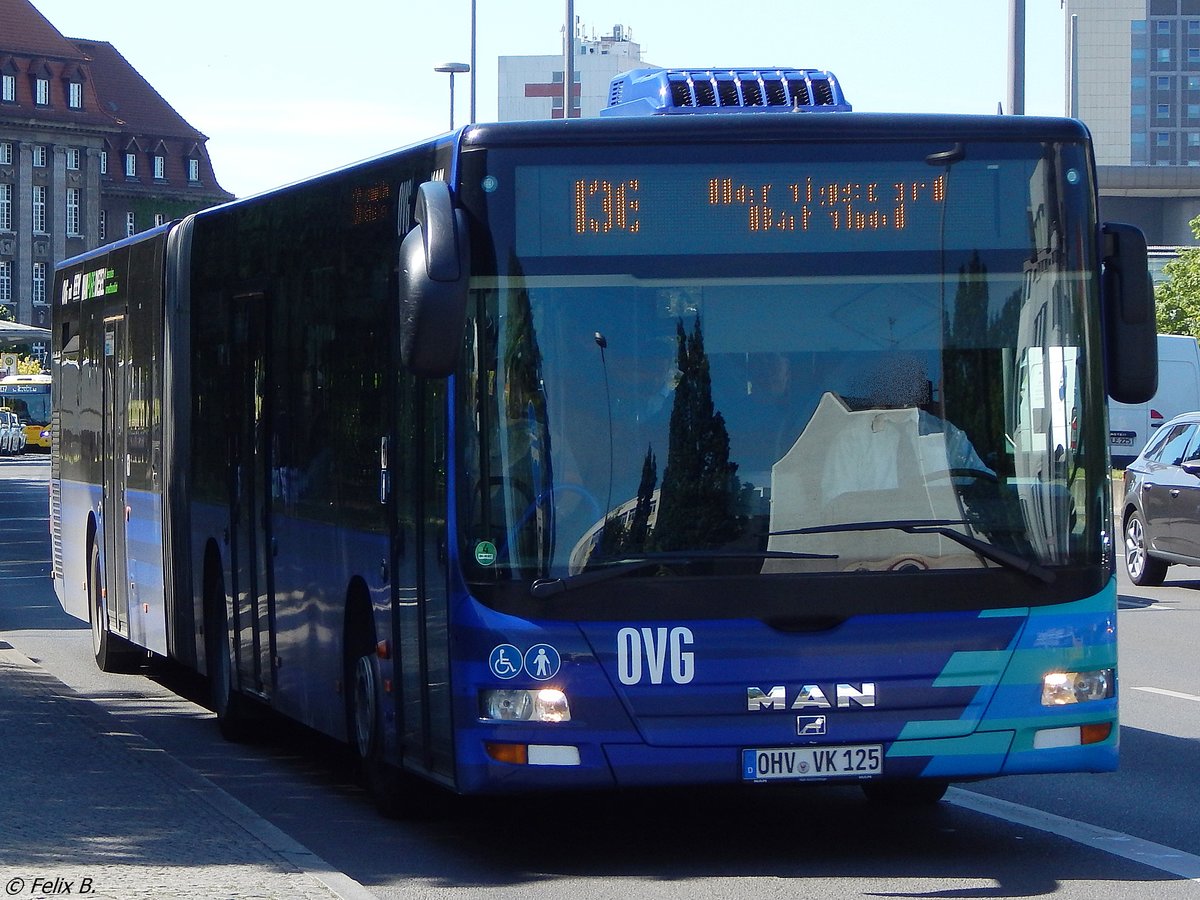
<box><xmin>653</xmin><ymin>317</ymin><xmax>741</xmax><ymax>550</ymax></box>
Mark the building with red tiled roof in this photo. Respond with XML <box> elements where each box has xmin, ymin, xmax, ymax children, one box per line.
<box><xmin>0</xmin><ymin>0</ymin><xmax>232</xmax><ymax>333</ymax></box>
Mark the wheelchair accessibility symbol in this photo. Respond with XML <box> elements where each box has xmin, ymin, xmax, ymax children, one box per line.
<box><xmin>488</xmin><ymin>644</ymin><xmax>523</xmax><ymax>680</ymax></box>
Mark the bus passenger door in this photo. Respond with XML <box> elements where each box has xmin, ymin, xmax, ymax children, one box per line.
<box><xmin>391</xmin><ymin>377</ymin><xmax>453</xmax><ymax>780</ymax></box>
<box><xmin>228</xmin><ymin>291</ymin><xmax>275</xmax><ymax>699</ymax></box>
<box><xmin>417</xmin><ymin>379</ymin><xmax>453</xmax><ymax>775</ymax></box>
<box><xmin>101</xmin><ymin>317</ymin><xmax>129</xmax><ymax>638</ymax></box>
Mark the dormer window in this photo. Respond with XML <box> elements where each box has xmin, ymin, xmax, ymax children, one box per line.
<box><xmin>188</xmin><ymin>158</ymin><xmax>199</xmax><ymax>182</ymax></box>
<box><xmin>153</xmin><ymin>155</ymin><xmax>165</xmax><ymax>180</ymax></box>
<box><xmin>68</xmin><ymin>81</ymin><xmax>82</xmax><ymax>109</ymax></box>
<box><xmin>35</xmin><ymin>77</ymin><xmax>49</xmax><ymax>105</ymax></box>
<box><xmin>125</xmin><ymin>152</ymin><xmax>136</xmax><ymax>177</ymax></box>
<box><xmin>1</xmin><ymin>74</ymin><xmax>13</xmax><ymax>103</ymax></box>
<box><xmin>99</xmin><ymin>150</ymin><xmax>108</xmax><ymax>174</ymax></box>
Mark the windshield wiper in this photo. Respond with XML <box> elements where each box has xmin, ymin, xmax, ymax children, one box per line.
<box><xmin>530</xmin><ymin>549</ymin><xmax>838</xmax><ymax>599</ymax></box>
<box><xmin>770</xmin><ymin>519</ymin><xmax>1055</xmax><ymax>585</ymax></box>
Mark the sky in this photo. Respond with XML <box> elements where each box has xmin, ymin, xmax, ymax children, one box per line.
<box><xmin>31</xmin><ymin>0</ymin><xmax>1069</xmax><ymax>200</ymax></box>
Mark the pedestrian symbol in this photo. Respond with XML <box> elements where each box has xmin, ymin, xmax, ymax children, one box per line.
<box><xmin>488</xmin><ymin>644</ymin><xmax>523</xmax><ymax>680</ymax></box>
<box><xmin>524</xmin><ymin>644</ymin><xmax>561</xmax><ymax>681</ymax></box>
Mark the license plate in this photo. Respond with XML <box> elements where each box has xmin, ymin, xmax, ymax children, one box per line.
<box><xmin>1110</xmin><ymin>431</ymin><xmax>1135</xmax><ymax>446</ymax></box>
<box><xmin>742</xmin><ymin>744</ymin><xmax>883</xmax><ymax>781</ymax></box>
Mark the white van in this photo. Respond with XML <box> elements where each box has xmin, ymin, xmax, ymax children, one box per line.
<box><xmin>1109</xmin><ymin>333</ymin><xmax>1200</xmax><ymax>468</ymax></box>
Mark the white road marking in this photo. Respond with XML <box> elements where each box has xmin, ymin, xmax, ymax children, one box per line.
<box><xmin>949</xmin><ymin>788</ymin><xmax>1200</xmax><ymax>881</ymax></box>
<box><xmin>1131</xmin><ymin>686</ymin><xmax>1200</xmax><ymax>703</ymax></box>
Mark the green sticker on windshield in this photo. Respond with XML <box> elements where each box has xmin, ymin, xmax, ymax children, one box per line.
<box><xmin>474</xmin><ymin>541</ymin><xmax>497</xmax><ymax>567</ymax></box>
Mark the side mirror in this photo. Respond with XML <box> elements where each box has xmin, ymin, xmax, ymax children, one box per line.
<box><xmin>399</xmin><ymin>181</ymin><xmax>471</xmax><ymax>377</ymax></box>
<box><xmin>1102</xmin><ymin>222</ymin><xmax>1157</xmax><ymax>404</ymax></box>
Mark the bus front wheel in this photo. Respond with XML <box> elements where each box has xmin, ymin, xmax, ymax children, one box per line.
<box><xmin>345</xmin><ymin>607</ymin><xmax>413</xmax><ymax>818</ymax></box>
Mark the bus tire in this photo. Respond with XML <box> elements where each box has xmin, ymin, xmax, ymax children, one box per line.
<box><xmin>204</xmin><ymin>564</ymin><xmax>257</xmax><ymax>742</ymax></box>
<box><xmin>88</xmin><ymin>541</ymin><xmax>140</xmax><ymax>673</ymax></box>
<box><xmin>861</xmin><ymin>779</ymin><xmax>949</xmax><ymax>806</ymax></box>
<box><xmin>344</xmin><ymin>603</ymin><xmax>411</xmax><ymax>817</ymax></box>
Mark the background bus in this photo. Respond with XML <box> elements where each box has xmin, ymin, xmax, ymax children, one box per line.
<box><xmin>50</xmin><ymin>67</ymin><xmax>1156</xmax><ymax>813</ymax></box>
<box><xmin>0</xmin><ymin>373</ymin><xmax>52</xmax><ymax>451</ymax></box>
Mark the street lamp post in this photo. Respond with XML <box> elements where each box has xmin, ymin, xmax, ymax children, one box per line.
<box><xmin>565</xmin><ymin>0</ymin><xmax>574</xmax><ymax>119</ymax></box>
<box><xmin>435</xmin><ymin>61</ymin><xmax>471</xmax><ymax>131</ymax></box>
<box><xmin>469</xmin><ymin>0</ymin><xmax>477</xmax><ymax>124</ymax></box>
<box><xmin>1007</xmin><ymin>0</ymin><xmax>1025</xmax><ymax>115</ymax></box>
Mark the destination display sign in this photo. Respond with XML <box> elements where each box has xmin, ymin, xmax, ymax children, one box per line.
<box><xmin>514</xmin><ymin>159</ymin><xmax>1038</xmax><ymax>258</ymax></box>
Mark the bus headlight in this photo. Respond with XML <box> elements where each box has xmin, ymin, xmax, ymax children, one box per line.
<box><xmin>480</xmin><ymin>688</ymin><xmax>571</xmax><ymax>722</ymax></box>
<box><xmin>1041</xmin><ymin>669</ymin><xmax>1114</xmax><ymax>706</ymax></box>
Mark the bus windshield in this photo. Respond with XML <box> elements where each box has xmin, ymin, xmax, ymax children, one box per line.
<box><xmin>456</xmin><ymin>138</ymin><xmax>1107</xmax><ymax>591</ymax></box>
<box><xmin>0</xmin><ymin>377</ymin><xmax>51</xmax><ymax>425</ymax></box>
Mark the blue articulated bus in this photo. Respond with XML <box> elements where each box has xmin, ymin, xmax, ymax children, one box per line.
<box><xmin>50</xmin><ymin>68</ymin><xmax>1157</xmax><ymax>811</ymax></box>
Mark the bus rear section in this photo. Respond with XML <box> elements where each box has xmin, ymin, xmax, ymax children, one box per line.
<box><xmin>51</xmin><ymin>227</ymin><xmax>173</xmax><ymax>667</ymax></box>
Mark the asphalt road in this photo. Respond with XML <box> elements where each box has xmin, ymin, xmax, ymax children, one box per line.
<box><xmin>3</xmin><ymin>454</ymin><xmax>1199</xmax><ymax>899</ymax></box>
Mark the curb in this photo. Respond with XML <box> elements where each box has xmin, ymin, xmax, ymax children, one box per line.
<box><xmin>0</xmin><ymin>645</ymin><xmax>377</xmax><ymax>900</ymax></box>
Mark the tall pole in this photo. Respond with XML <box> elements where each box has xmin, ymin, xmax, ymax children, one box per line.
<box><xmin>1069</xmin><ymin>14</ymin><xmax>1080</xmax><ymax>118</ymax></box>
<box><xmin>565</xmin><ymin>0</ymin><xmax>574</xmax><ymax>119</ymax></box>
<box><xmin>470</xmin><ymin>0</ymin><xmax>477</xmax><ymax>124</ymax></box>
<box><xmin>1007</xmin><ymin>0</ymin><xmax>1026</xmax><ymax>115</ymax></box>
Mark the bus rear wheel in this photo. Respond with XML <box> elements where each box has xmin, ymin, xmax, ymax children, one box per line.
<box><xmin>204</xmin><ymin>567</ymin><xmax>257</xmax><ymax>741</ymax></box>
<box><xmin>88</xmin><ymin>541</ymin><xmax>139</xmax><ymax>673</ymax></box>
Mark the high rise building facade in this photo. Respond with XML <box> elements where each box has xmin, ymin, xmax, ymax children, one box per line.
<box><xmin>0</xmin><ymin>0</ymin><xmax>232</xmax><ymax>328</ymax></box>
<box><xmin>1069</xmin><ymin>0</ymin><xmax>1200</xmax><ymax>244</ymax></box>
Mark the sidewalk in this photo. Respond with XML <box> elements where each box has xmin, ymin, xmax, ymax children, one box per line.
<box><xmin>0</xmin><ymin>644</ymin><xmax>376</xmax><ymax>900</ymax></box>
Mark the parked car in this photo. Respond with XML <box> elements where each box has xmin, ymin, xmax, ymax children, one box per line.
<box><xmin>1122</xmin><ymin>411</ymin><xmax>1200</xmax><ymax>585</ymax></box>
<box><xmin>0</xmin><ymin>410</ymin><xmax>19</xmax><ymax>455</ymax></box>
<box><xmin>9</xmin><ymin>413</ymin><xmax>25</xmax><ymax>454</ymax></box>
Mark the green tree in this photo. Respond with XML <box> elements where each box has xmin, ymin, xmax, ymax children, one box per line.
<box><xmin>941</xmin><ymin>250</ymin><xmax>1017</xmax><ymax>476</ymax></box>
<box><xmin>501</xmin><ymin>275</ymin><xmax>553</xmax><ymax>569</ymax></box>
<box><xmin>1157</xmin><ymin>215</ymin><xmax>1200</xmax><ymax>339</ymax></box>
<box><xmin>596</xmin><ymin>443</ymin><xmax>658</xmax><ymax>560</ymax></box>
<box><xmin>652</xmin><ymin>317</ymin><xmax>742</xmax><ymax>551</ymax></box>
<box><xmin>625</xmin><ymin>445</ymin><xmax>658</xmax><ymax>554</ymax></box>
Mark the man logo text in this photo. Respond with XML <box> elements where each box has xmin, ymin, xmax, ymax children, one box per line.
<box><xmin>747</xmin><ymin>683</ymin><xmax>877</xmax><ymax>710</ymax></box>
